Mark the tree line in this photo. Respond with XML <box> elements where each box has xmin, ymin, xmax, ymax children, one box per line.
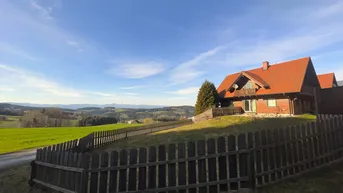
<box><xmin>78</xmin><ymin>116</ymin><xmax>118</xmax><ymax>126</ymax></box>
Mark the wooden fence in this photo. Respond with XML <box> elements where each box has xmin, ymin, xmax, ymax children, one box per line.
<box><xmin>29</xmin><ymin>115</ymin><xmax>343</xmax><ymax>193</ymax></box>
<box><xmin>77</xmin><ymin>120</ymin><xmax>192</xmax><ymax>152</ymax></box>
<box><xmin>193</xmin><ymin>107</ymin><xmax>242</xmax><ymax>123</ymax></box>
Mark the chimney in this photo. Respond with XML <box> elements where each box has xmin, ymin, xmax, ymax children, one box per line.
<box><xmin>262</xmin><ymin>61</ymin><xmax>270</xmax><ymax>70</ymax></box>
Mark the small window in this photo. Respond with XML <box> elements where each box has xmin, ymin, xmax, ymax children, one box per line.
<box><xmin>267</xmin><ymin>99</ymin><xmax>276</xmax><ymax>107</ymax></box>
<box><xmin>244</xmin><ymin>82</ymin><xmax>253</xmax><ymax>89</ymax></box>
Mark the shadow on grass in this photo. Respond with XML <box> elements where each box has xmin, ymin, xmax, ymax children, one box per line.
<box><xmin>256</xmin><ymin>161</ymin><xmax>343</xmax><ymax>193</ymax></box>
<box><xmin>95</xmin><ymin>115</ymin><xmax>316</xmax><ymax>152</ymax></box>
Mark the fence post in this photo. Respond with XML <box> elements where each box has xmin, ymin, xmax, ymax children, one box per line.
<box><xmin>28</xmin><ymin>160</ymin><xmax>36</xmax><ymax>187</ymax></box>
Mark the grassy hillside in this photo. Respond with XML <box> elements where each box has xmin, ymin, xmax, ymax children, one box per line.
<box><xmin>0</xmin><ymin>123</ymin><xmax>138</xmax><ymax>154</ymax></box>
<box><xmin>98</xmin><ymin>114</ymin><xmax>316</xmax><ymax>151</ymax></box>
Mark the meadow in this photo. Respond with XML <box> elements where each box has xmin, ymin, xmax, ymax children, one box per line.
<box><xmin>97</xmin><ymin>114</ymin><xmax>316</xmax><ymax>151</ymax></box>
<box><xmin>0</xmin><ymin>115</ymin><xmax>21</xmax><ymax>128</ymax></box>
<box><xmin>0</xmin><ymin>123</ymin><xmax>138</xmax><ymax>154</ymax></box>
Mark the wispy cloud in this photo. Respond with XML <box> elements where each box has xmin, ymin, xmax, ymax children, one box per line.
<box><xmin>28</xmin><ymin>0</ymin><xmax>58</xmax><ymax>20</ymax></box>
<box><xmin>0</xmin><ymin>86</ymin><xmax>15</xmax><ymax>92</ymax></box>
<box><xmin>124</xmin><ymin>93</ymin><xmax>139</xmax><ymax>95</ymax></box>
<box><xmin>66</xmin><ymin>40</ymin><xmax>84</xmax><ymax>52</ymax></box>
<box><xmin>170</xmin><ymin>87</ymin><xmax>199</xmax><ymax>95</ymax></box>
<box><xmin>0</xmin><ymin>43</ymin><xmax>38</xmax><ymax>61</ymax></box>
<box><xmin>169</xmin><ymin>46</ymin><xmax>224</xmax><ymax>85</ymax></box>
<box><xmin>120</xmin><ymin>85</ymin><xmax>146</xmax><ymax>90</ymax></box>
<box><xmin>0</xmin><ymin>64</ymin><xmax>82</xmax><ymax>97</ymax></box>
<box><xmin>88</xmin><ymin>92</ymin><xmax>117</xmax><ymax>97</ymax></box>
<box><xmin>108</xmin><ymin>61</ymin><xmax>165</xmax><ymax>79</ymax></box>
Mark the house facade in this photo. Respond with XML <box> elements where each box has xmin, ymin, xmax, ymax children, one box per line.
<box><xmin>217</xmin><ymin>57</ymin><xmax>323</xmax><ymax>115</ymax></box>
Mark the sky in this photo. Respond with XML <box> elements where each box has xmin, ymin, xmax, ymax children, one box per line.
<box><xmin>1</xmin><ymin>0</ymin><xmax>343</xmax><ymax>106</ymax></box>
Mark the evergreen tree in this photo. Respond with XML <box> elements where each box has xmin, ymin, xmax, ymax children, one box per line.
<box><xmin>195</xmin><ymin>80</ymin><xmax>219</xmax><ymax>115</ymax></box>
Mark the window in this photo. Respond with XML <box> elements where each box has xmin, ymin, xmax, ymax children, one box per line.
<box><xmin>267</xmin><ymin>99</ymin><xmax>276</xmax><ymax>107</ymax></box>
<box><xmin>244</xmin><ymin>82</ymin><xmax>253</xmax><ymax>89</ymax></box>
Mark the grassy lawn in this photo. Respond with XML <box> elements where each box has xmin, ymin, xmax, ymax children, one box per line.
<box><xmin>257</xmin><ymin>162</ymin><xmax>343</xmax><ymax>193</ymax></box>
<box><xmin>0</xmin><ymin>123</ymin><xmax>138</xmax><ymax>154</ymax></box>
<box><xmin>97</xmin><ymin>114</ymin><xmax>316</xmax><ymax>152</ymax></box>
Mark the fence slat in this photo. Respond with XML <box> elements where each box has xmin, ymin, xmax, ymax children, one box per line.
<box><xmin>62</xmin><ymin>151</ymin><xmax>69</xmax><ymax>189</ymax></box>
<box><xmin>254</xmin><ymin>131</ymin><xmax>262</xmax><ymax>186</ymax></box>
<box><xmin>197</xmin><ymin>140</ymin><xmax>206</xmax><ymax>193</ymax></box>
<box><xmin>238</xmin><ymin>133</ymin><xmax>248</xmax><ymax>189</ymax></box>
<box><xmin>296</xmin><ymin>125</ymin><xmax>304</xmax><ymax>172</ymax></box>
<box><xmin>178</xmin><ymin>143</ymin><xmax>186</xmax><ymax>193</ymax></box>
<box><xmin>168</xmin><ymin>144</ymin><xmax>176</xmax><ymax>193</ymax></box>
<box><xmin>217</xmin><ymin>136</ymin><xmax>228</xmax><ymax>192</ymax></box>
<box><xmin>187</xmin><ymin>141</ymin><xmax>196</xmax><ymax>193</ymax></box>
<box><xmin>291</xmin><ymin>126</ymin><xmax>299</xmax><ymax>174</ymax></box>
<box><xmin>70</xmin><ymin>152</ymin><xmax>78</xmax><ymax>191</ymax></box>
<box><xmin>75</xmin><ymin>153</ymin><xmax>82</xmax><ymax>192</ymax></box>
<box><xmin>228</xmin><ymin>135</ymin><xmax>238</xmax><ymax>190</ymax></box>
<box><xmin>109</xmin><ymin>151</ymin><xmax>119</xmax><ymax>193</ymax></box>
<box><xmin>90</xmin><ymin>153</ymin><xmax>100</xmax><ymax>193</ymax></box>
<box><xmin>119</xmin><ymin>149</ymin><xmax>128</xmax><ymax>192</ymax></box>
<box><xmin>129</xmin><ymin>149</ymin><xmax>138</xmax><ymax>191</ymax></box>
<box><xmin>274</xmin><ymin>129</ymin><xmax>282</xmax><ymax>180</ymax></box>
<box><xmin>99</xmin><ymin>152</ymin><xmax>109</xmax><ymax>193</ymax></box>
<box><xmin>260</xmin><ymin>130</ymin><xmax>269</xmax><ymax>183</ymax></box>
<box><xmin>207</xmin><ymin>138</ymin><xmax>218</xmax><ymax>193</ymax></box>
<box><xmin>139</xmin><ymin>147</ymin><xmax>147</xmax><ymax>191</ymax></box>
<box><xmin>158</xmin><ymin>145</ymin><xmax>167</xmax><ymax>193</ymax></box>
<box><xmin>267</xmin><ymin>130</ymin><xmax>276</xmax><ymax>182</ymax></box>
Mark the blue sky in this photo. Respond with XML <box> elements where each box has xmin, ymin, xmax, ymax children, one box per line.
<box><xmin>1</xmin><ymin>0</ymin><xmax>343</xmax><ymax>106</ymax></box>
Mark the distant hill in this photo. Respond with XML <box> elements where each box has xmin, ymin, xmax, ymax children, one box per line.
<box><xmin>10</xmin><ymin>102</ymin><xmax>164</xmax><ymax>110</ymax></box>
<box><xmin>338</xmin><ymin>80</ymin><xmax>343</xmax><ymax>86</ymax></box>
<box><xmin>0</xmin><ymin>103</ymin><xmax>195</xmax><ymax>121</ymax></box>
<box><xmin>0</xmin><ymin>103</ymin><xmax>75</xmax><ymax>116</ymax></box>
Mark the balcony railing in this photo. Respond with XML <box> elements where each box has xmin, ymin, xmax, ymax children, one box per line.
<box><xmin>234</xmin><ymin>88</ymin><xmax>256</xmax><ymax>97</ymax></box>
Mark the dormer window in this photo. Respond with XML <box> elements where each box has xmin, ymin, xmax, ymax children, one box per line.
<box><xmin>244</xmin><ymin>82</ymin><xmax>253</xmax><ymax>89</ymax></box>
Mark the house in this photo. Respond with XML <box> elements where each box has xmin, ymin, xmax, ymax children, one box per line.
<box><xmin>0</xmin><ymin>115</ymin><xmax>7</xmax><ymax>121</ymax></box>
<box><xmin>338</xmin><ymin>81</ymin><xmax>343</xmax><ymax>87</ymax></box>
<box><xmin>217</xmin><ymin>57</ymin><xmax>321</xmax><ymax>115</ymax></box>
<box><xmin>317</xmin><ymin>73</ymin><xmax>338</xmax><ymax>88</ymax></box>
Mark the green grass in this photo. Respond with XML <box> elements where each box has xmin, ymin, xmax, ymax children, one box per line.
<box><xmin>0</xmin><ymin>115</ymin><xmax>21</xmax><ymax>128</ymax></box>
<box><xmin>0</xmin><ymin>123</ymin><xmax>138</xmax><ymax>154</ymax></box>
<box><xmin>258</xmin><ymin>162</ymin><xmax>343</xmax><ymax>193</ymax></box>
<box><xmin>97</xmin><ymin>114</ymin><xmax>316</xmax><ymax>151</ymax></box>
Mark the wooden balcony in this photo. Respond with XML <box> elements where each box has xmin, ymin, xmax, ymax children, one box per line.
<box><xmin>234</xmin><ymin>89</ymin><xmax>256</xmax><ymax>97</ymax></box>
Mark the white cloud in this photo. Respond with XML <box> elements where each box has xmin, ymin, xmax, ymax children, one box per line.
<box><xmin>0</xmin><ymin>43</ymin><xmax>38</xmax><ymax>61</ymax></box>
<box><xmin>124</xmin><ymin>93</ymin><xmax>139</xmax><ymax>95</ymax></box>
<box><xmin>0</xmin><ymin>64</ymin><xmax>82</xmax><ymax>98</ymax></box>
<box><xmin>120</xmin><ymin>85</ymin><xmax>146</xmax><ymax>90</ymax></box>
<box><xmin>108</xmin><ymin>62</ymin><xmax>165</xmax><ymax>79</ymax></box>
<box><xmin>170</xmin><ymin>87</ymin><xmax>199</xmax><ymax>95</ymax></box>
<box><xmin>170</xmin><ymin>46</ymin><xmax>224</xmax><ymax>85</ymax></box>
<box><xmin>88</xmin><ymin>92</ymin><xmax>117</xmax><ymax>97</ymax></box>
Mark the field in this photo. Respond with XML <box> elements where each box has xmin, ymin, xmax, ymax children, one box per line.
<box><xmin>0</xmin><ymin>123</ymin><xmax>138</xmax><ymax>154</ymax></box>
<box><xmin>0</xmin><ymin>115</ymin><xmax>21</xmax><ymax>128</ymax></box>
<box><xmin>96</xmin><ymin>114</ymin><xmax>316</xmax><ymax>152</ymax></box>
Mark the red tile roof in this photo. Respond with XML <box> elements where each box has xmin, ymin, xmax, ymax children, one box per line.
<box><xmin>218</xmin><ymin>57</ymin><xmax>311</xmax><ymax>98</ymax></box>
<box><xmin>317</xmin><ymin>73</ymin><xmax>336</xmax><ymax>89</ymax></box>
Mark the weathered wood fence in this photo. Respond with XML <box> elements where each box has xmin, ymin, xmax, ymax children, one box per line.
<box><xmin>77</xmin><ymin>120</ymin><xmax>192</xmax><ymax>152</ymax></box>
<box><xmin>29</xmin><ymin>115</ymin><xmax>343</xmax><ymax>193</ymax></box>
